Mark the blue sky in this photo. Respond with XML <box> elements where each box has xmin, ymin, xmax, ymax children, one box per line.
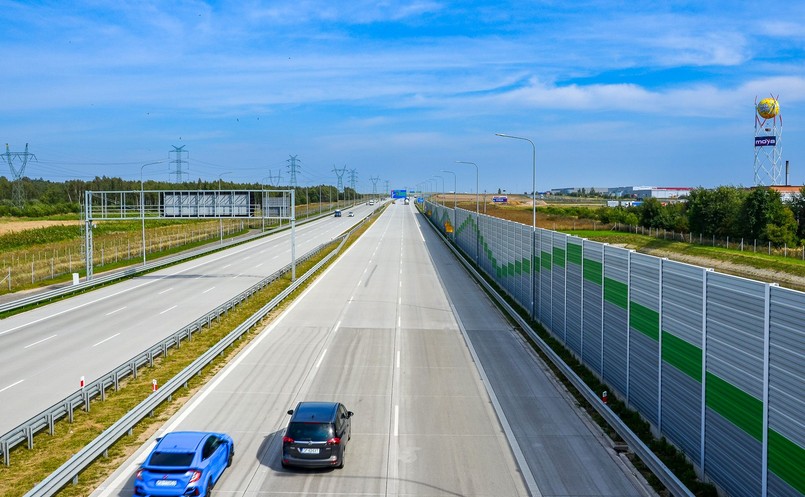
<box><xmin>2</xmin><ymin>1</ymin><xmax>804</xmax><ymax>194</ymax></box>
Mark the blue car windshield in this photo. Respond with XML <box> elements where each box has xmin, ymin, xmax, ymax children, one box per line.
<box><xmin>149</xmin><ymin>452</ymin><xmax>195</xmax><ymax>467</ymax></box>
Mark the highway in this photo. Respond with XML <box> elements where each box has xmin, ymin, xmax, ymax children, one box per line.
<box><xmin>0</xmin><ymin>203</ymin><xmax>378</xmax><ymax>435</ymax></box>
<box><xmin>91</xmin><ymin>200</ymin><xmax>650</xmax><ymax>497</ymax></box>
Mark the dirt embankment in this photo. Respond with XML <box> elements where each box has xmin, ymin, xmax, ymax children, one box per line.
<box><xmin>640</xmin><ymin>247</ymin><xmax>805</xmax><ymax>292</ymax></box>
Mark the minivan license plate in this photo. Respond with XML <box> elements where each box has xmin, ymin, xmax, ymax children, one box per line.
<box><xmin>155</xmin><ymin>480</ymin><xmax>177</xmax><ymax>487</ymax></box>
<box><xmin>299</xmin><ymin>448</ymin><xmax>319</xmax><ymax>454</ymax></box>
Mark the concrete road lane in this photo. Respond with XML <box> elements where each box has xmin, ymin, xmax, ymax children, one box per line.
<box><xmin>91</xmin><ymin>201</ymin><xmax>649</xmax><ymax>497</ymax></box>
<box><xmin>91</xmin><ymin>200</ymin><xmax>528</xmax><ymax>497</ymax></box>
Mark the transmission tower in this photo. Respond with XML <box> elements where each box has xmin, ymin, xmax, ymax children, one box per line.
<box><xmin>384</xmin><ymin>180</ymin><xmax>389</xmax><ymax>196</ymax></box>
<box><xmin>169</xmin><ymin>145</ymin><xmax>189</xmax><ymax>182</ymax></box>
<box><xmin>370</xmin><ymin>176</ymin><xmax>379</xmax><ymax>197</ymax></box>
<box><xmin>287</xmin><ymin>155</ymin><xmax>301</xmax><ymax>187</ymax></box>
<box><xmin>267</xmin><ymin>169</ymin><xmax>283</xmax><ymax>185</ymax></box>
<box><xmin>333</xmin><ymin>165</ymin><xmax>346</xmax><ymax>192</ymax></box>
<box><xmin>2</xmin><ymin>143</ymin><xmax>37</xmax><ymax>207</ymax></box>
<box><xmin>348</xmin><ymin>169</ymin><xmax>358</xmax><ymax>200</ymax></box>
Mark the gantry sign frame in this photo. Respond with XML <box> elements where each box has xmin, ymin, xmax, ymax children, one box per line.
<box><xmin>83</xmin><ymin>189</ymin><xmax>296</xmax><ymax>280</ymax></box>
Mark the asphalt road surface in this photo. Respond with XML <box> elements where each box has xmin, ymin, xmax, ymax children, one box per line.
<box><xmin>91</xmin><ymin>200</ymin><xmax>649</xmax><ymax>497</ymax></box>
<box><xmin>0</xmin><ymin>203</ymin><xmax>378</xmax><ymax>434</ymax></box>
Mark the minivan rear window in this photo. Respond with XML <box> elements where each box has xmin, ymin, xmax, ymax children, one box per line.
<box><xmin>149</xmin><ymin>452</ymin><xmax>195</xmax><ymax>467</ymax></box>
<box><xmin>286</xmin><ymin>422</ymin><xmax>334</xmax><ymax>441</ymax></box>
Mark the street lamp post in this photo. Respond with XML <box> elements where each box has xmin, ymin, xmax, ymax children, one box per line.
<box><xmin>434</xmin><ymin>175</ymin><xmax>444</xmax><ymax>206</ymax></box>
<box><xmin>218</xmin><ymin>172</ymin><xmax>232</xmax><ymax>244</ymax></box>
<box><xmin>140</xmin><ymin>160</ymin><xmax>166</xmax><ymax>265</ymax></box>
<box><xmin>496</xmin><ymin>132</ymin><xmax>537</xmax><ymax>319</ymax></box>
<box><xmin>441</xmin><ymin>169</ymin><xmax>456</xmax><ymax>239</ymax></box>
<box><xmin>495</xmin><ymin>133</ymin><xmax>536</xmax><ymax>230</ymax></box>
<box><xmin>456</xmin><ymin>161</ymin><xmax>479</xmax><ymax>262</ymax></box>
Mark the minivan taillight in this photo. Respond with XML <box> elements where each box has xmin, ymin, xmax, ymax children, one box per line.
<box><xmin>187</xmin><ymin>470</ymin><xmax>202</xmax><ymax>483</ymax></box>
<box><xmin>326</xmin><ymin>437</ymin><xmax>341</xmax><ymax>445</ymax></box>
<box><xmin>282</xmin><ymin>436</ymin><xmax>294</xmax><ymax>444</ymax></box>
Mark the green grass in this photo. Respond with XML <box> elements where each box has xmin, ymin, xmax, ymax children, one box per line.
<box><xmin>0</xmin><ymin>207</ymin><xmax>382</xmax><ymax>497</ymax></box>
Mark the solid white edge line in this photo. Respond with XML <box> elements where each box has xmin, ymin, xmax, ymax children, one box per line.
<box><xmin>95</xmin><ymin>222</ymin><xmax>370</xmax><ymax>497</ymax></box>
<box><xmin>105</xmin><ymin>307</ymin><xmax>127</xmax><ymax>316</ymax></box>
<box><xmin>24</xmin><ymin>334</ymin><xmax>57</xmax><ymax>349</ymax></box>
<box><xmin>92</xmin><ymin>333</ymin><xmax>121</xmax><ymax>348</ymax></box>
<box><xmin>0</xmin><ymin>379</ymin><xmax>24</xmax><ymax>393</ymax></box>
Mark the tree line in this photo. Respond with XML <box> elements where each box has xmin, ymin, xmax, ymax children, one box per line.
<box><xmin>597</xmin><ymin>185</ymin><xmax>805</xmax><ymax>247</ymax></box>
<box><xmin>0</xmin><ymin>176</ymin><xmax>361</xmax><ymax>217</ymax></box>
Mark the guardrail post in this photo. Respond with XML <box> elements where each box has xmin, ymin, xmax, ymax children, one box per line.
<box><xmin>131</xmin><ymin>362</ymin><xmax>137</xmax><ymax>379</ymax></box>
<box><xmin>83</xmin><ymin>391</ymin><xmax>91</xmax><ymax>412</ymax></box>
<box><xmin>113</xmin><ymin>372</ymin><xmax>120</xmax><ymax>391</ymax></box>
<box><xmin>2</xmin><ymin>441</ymin><xmax>9</xmax><ymax>466</ymax></box>
<box><xmin>26</xmin><ymin>426</ymin><xmax>34</xmax><ymax>449</ymax></box>
<box><xmin>47</xmin><ymin>413</ymin><xmax>55</xmax><ymax>435</ymax></box>
<box><xmin>148</xmin><ymin>351</ymin><xmax>154</xmax><ymax>368</ymax></box>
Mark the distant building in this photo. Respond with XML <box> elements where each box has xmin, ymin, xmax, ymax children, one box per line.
<box><xmin>764</xmin><ymin>185</ymin><xmax>802</xmax><ymax>202</ymax></box>
<box><xmin>550</xmin><ymin>185</ymin><xmax>692</xmax><ymax>199</ymax></box>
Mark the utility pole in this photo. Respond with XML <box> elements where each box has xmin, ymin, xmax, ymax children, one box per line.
<box><xmin>384</xmin><ymin>179</ymin><xmax>389</xmax><ymax>197</ymax></box>
<box><xmin>287</xmin><ymin>155</ymin><xmax>300</xmax><ymax>188</ymax></box>
<box><xmin>2</xmin><ymin>143</ymin><xmax>37</xmax><ymax>207</ymax></box>
<box><xmin>169</xmin><ymin>145</ymin><xmax>189</xmax><ymax>182</ymax></box>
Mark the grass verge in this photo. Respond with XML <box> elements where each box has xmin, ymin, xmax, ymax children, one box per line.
<box><xmin>0</xmin><ymin>209</ymin><xmax>383</xmax><ymax>497</ymax></box>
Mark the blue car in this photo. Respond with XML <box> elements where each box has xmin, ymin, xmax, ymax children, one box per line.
<box><xmin>134</xmin><ymin>431</ymin><xmax>234</xmax><ymax>497</ymax></box>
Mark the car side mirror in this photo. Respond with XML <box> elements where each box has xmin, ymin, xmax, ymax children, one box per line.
<box><xmin>347</xmin><ymin>411</ymin><xmax>354</xmax><ymax>418</ymax></box>
<box><xmin>287</xmin><ymin>409</ymin><xmax>294</xmax><ymax>415</ymax></box>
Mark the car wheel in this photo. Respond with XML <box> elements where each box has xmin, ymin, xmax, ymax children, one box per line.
<box><xmin>227</xmin><ymin>445</ymin><xmax>234</xmax><ymax>467</ymax></box>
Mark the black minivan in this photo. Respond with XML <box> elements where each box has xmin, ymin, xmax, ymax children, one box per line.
<box><xmin>281</xmin><ymin>402</ymin><xmax>353</xmax><ymax>469</ymax></box>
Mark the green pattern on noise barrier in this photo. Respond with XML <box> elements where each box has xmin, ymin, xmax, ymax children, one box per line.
<box><xmin>706</xmin><ymin>372</ymin><xmax>763</xmax><ymax>442</ymax></box>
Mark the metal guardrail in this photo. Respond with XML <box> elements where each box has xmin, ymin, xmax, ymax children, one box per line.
<box><xmin>0</xmin><ymin>206</ymin><xmax>345</xmax><ymax>315</ymax></box>
<box><xmin>23</xmin><ymin>232</ymin><xmax>351</xmax><ymax>497</ymax></box>
<box><xmin>0</xmin><ymin>234</ymin><xmax>335</xmax><ymax>467</ymax></box>
<box><xmin>421</xmin><ymin>212</ymin><xmax>695</xmax><ymax>497</ymax></box>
